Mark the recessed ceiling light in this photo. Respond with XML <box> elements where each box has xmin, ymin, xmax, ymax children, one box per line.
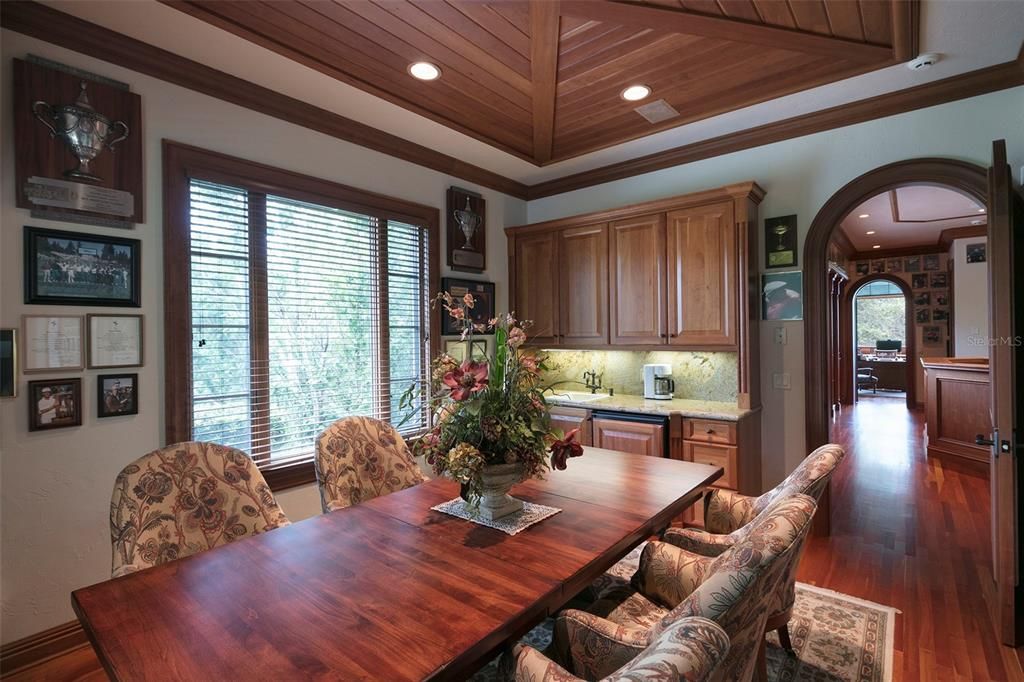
<box><xmin>858</xmin><ymin>214</ymin><xmax>870</xmax><ymax>219</ymax></box>
<box><xmin>620</xmin><ymin>84</ymin><xmax>651</xmax><ymax>102</ymax></box>
<box><xmin>408</xmin><ymin>62</ymin><xmax>441</xmax><ymax>81</ymax></box>
<box><xmin>978</xmin><ymin>208</ymin><xmax>986</xmax><ymax>213</ymax></box>
<box><xmin>971</xmin><ymin>219</ymin><xmax>983</xmax><ymax>225</ymax></box>
<box><xmin>866</xmin><ymin>230</ymin><xmax>876</xmax><ymax>235</ymax></box>
<box><xmin>872</xmin><ymin>245</ymin><xmax>881</xmax><ymax>249</ymax></box>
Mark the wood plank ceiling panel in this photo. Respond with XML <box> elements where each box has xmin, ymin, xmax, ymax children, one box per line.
<box><xmin>164</xmin><ymin>0</ymin><xmax>905</xmax><ymax>166</ymax></box>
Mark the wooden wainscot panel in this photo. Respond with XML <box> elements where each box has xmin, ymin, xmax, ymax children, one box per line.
<box><xmin>14</xmin><ymin>58</ymin><xmax>143</xmax><ymax>226</ymax></box>
<box><xmin>922</xmin><ymin>357</ymin><xmax>990</xmax><ymax>464</ymax></box>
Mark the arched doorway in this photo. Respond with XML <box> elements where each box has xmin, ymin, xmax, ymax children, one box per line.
<box><xmin>804</xmin><ymin>158</ymin><xmax>988</xmax><ymax>451</ymax></box>
<box><xmin>841</xmin><ymin>273</ymin><xmax>915</xmax><ymax>409</ymax></box>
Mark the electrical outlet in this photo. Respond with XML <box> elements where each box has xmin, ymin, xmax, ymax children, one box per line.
<box><xmin>772</xmin><ymin>372</ymin><xmax>791</xmax><ymax>390</ymax></box>
<box><xmin>774</xmin><ymin>327</ymin><xmax>787</xmax><ymax>345</ymax></box>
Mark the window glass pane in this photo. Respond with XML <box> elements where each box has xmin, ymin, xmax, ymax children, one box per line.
<box><xmin>189</xmin><ymin>180</ymin><xmax>252</xmax><ymax>453</ymax></box>
<box><xmin>387</xmin><ymin>221</ymin><xmax>429</xmax><ymax>432</ymax></box>
<box><xmin>855</xmin><ymin>296</ymin><xmax>906</xmax><ymax>349</ymax></box>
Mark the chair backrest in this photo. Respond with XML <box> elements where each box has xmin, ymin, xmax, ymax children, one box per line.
<box><xmin>652</xmin><ymin>494</ymin><xmax>817</xmax><ymax>682</ymax></box>
<box><xmin>760</xmin><ymin>443</ymin><xmax>845</xmax><ymax>509</ymax></box>
<box><xmin>110</xmin><ymin>441</ymin><xmax>290</xmax><ymax>578</ymax></box>
<box><xmin>315</xmin><ymin>416</ymin><xmax>426</xmax><ymax>512</ymax></box>
<box><xmin>604</xmin><ymin>616</ymin><xmax>729</xmax><ymax>682</ymax></box>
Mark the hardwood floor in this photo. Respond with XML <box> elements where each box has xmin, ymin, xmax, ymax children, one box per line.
<box><xmin>799</xmin><ymin>399</ymin><xmax>1024</xmax><ymax>681</ymax></box>
<box><xmin>8</xmin><ymin>398</ymin><xmax>1023</xmax><ymax>681</ymax></box>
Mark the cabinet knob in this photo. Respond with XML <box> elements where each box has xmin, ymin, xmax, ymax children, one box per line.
<box><xmin>670</xmin><ymin>333</ymin><xmax>678</xmax><ymax>338</ymax></box>
<box><xmin>660</xmin><ymin>333</ymin><xmax>667</xmax><ymax>339</ymax></box>
<box><xmin>706</xmin><ymin>428</ymin><xmax>715</xmax><ymax>434</ymax></box>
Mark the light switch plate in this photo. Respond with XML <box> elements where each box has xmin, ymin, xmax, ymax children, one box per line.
<box><xmin>774</xmin><ymin>327</ymin><xmax>787</xmax><ymax>344</ymax></box>
<box><xmin>772</xmin><ymin>372</ymin><xmax>791</xmax><ymax>390</ymax></box>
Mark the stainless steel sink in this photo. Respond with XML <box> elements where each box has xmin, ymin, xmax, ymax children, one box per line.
<box><xmin>548</xmin><ymin>391</ymin><xmax>610</xmax><ymax>403</ymax></box>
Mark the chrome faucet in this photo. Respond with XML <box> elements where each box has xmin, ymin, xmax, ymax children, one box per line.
<box><xmin>583</xmin><ymin>370</ymin><xmax>603</xmax><ymax>394</ymax></box>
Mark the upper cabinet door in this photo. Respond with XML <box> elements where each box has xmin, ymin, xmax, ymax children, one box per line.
<box><xmin>609</xmin><ymin>213</ymin><xmax>667</xmax><ymax>345</ymax></box>
<box><xmin>666</xmin><ymin>202</ymin><xmax>737</xmax><ymax>347</ymax></box>
<box><xmin>513</xmin><ymin>232</ymin><xmax>559</xmax><ymax>345</ymax></box>
<box><xmin>559</xmin><ymin>224</ymin><xmax>609</xmax><ymax>345</ymax></box>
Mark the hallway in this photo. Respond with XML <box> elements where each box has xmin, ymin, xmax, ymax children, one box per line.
<box><xmin>798</xmin><ymin>400</ymin><xmax>1023</xmax><ymax>680</ymax></box>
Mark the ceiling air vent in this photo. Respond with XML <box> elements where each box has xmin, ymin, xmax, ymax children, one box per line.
<box><xmin>634</xmin><ymin>99</ymin><xmax>679</xmax><ymax>124</ymax></box>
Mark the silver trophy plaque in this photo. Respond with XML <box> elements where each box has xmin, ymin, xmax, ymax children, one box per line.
<box><xmin>452</xmin><ymin>197</ymin><xmax>484</xmax><ymax>269</ymax></box>
<box><xmin>33</xmin><ymin>81</ymin><xmax>129</xmax><ymax>183</ymax></box>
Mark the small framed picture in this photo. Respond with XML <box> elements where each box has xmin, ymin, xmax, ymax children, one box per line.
<box><xmin>886</xmin><ymin>258</ymin><xmax>902</xmax><ymax>273</ymax></box>
<box><xmin>22</xmin><ymin>315</ymin><xmax>84</xmax><ymax>373</ymax></box>
<box><xmin>0</xmin><ymin>329</ymin><xmax>16</xmax><ymax>398</ymax></box>
<box><xmin>912</xmin><ymin>274</ymin><xmax>928</xmax><ymax>289</ymax></box>
<box><xmin>87</xmin><ymin>314</ymin><xmax>143</xmax><ymax>369</ymax></box>
<box><xmin>440</xmin><ymin>278</ymin><xmax>496</xmax><ymax>335</ymax></box>
<box><xmin>932</xmin><ymin>308</ymin><xmax>949</xmax><ymax>321</ymax></box>
<box><xmin>923</xmin><ymin>326</ymin><xmax>942</xmax><ymax>345</ymax></box>
<box><xmin>28</xmin><ymin>378</ymin><xmax>81</xmax><ymax>431</ymax></box>
<box><xmin>444</xmin><ymin>339</ymin><xmax>467</xmax><ymax>363</ymax></box>
<box><xmin>913</xmin><ymin>292</ymin><xmax>931</xmax><ymax>306</ymax></box>
<box><xmin>470</xmin><ymin>338</ymin><xmax>490</xmax><ymax>361</ymax></box>
<box><xmin>871</xmin><ymin>260</ymin><xmax>885</xmax><ymax>274</ymax></box>
<box><xmin>24</xmin><ymin>226</ymin><xmax>141</xmax><ymax>307</ymax></box>
<box><xmin>764</xmin><ymin>215</ymin><xmax>798</xmax><ymax>269</ymax></box>
<box><xmin>966</xmin><ymin>242</ymin><xmax>987</xmax><ymax>263</ymax></box>
<box><xmin>923</xmin><ymin>254</ymin><xmax>941</xmax><ymax>271</ymax></box>
<box><xmin>762</xmin><ymin>272</ymin><xmax>803</xmax><ymax>321</ymax></box>
<box><xmin>904</xmin><ymin>256</ymin><xmax>921</xmax><ymax>272</ymax></box>
<box><xmin>930</xmin><ymin>273</ymin><xmax>948</xmax><ymax>289</ymax></box>
<box><xmin>97</xmin><ymin>373</ymin><xmax>138</xmax><ymax>418</ymax></box>
<box><xmin>916</xmin><ymin>308</ymin><xmax>931</xmax><ymax>324</ymax></box>
<box><xmin>855</xmin><ymin>261</ymin><xmax>869</xmax><ymax>276</ymax></box>
<box><xmin>935</xmin><ymin>292</ymin><xmax>949</xmax><ymax>306</ymax></box>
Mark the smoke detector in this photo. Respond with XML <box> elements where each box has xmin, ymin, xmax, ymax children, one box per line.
<box><xmin>906</xmin><ymin>53</ymin><xmax>941</xmax><ymax>71</ymax></box>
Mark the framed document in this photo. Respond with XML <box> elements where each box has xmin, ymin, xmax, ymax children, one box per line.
<box><xmin>22</xmin><ymin>315</ymin><xmax>84</xmax><ymax>373</ymax></box>
<box><xmin>88</xmin><ymin>314</ymin><xmax>143</xmax><ymax>369</ymax></box>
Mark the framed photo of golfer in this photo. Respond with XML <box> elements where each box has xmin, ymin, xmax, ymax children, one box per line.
<box><xmin>762</xmin><ymin>272</ymin><xmax>803</xmax><ymax>321</ymax></box>
<box><xmin>24</xmin><ymin>226</ymin><xmax>140</xmax><ymax>307</ymax></box>
<box><xmin>97</xmin><ymin>373</ymin><xmax>138</xmax><ymax>418</ymax></box>
<box><xmin>28</xmin><ymin>378</ymin><xmax>82</xmax><ymax>431</ymax></box>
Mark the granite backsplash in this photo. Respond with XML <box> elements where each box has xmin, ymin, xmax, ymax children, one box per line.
<box><xmin>538</xmin><ymin>350</ymin><xmax>738</xmax><ymax>403</ymax></box>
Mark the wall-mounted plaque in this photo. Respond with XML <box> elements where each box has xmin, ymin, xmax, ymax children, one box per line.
<box><xmin>13</xmin><ymin>56</ymin><xmax>143</xmax><ymax>227</ymax></box>
<box><xmin>446</xmin><ymin>187</ymin><xmax>486</xmax><ymax>273</ymax></box>
<box><xmin>764</xmin><ymin>214</ymin><xmax>797</xmax><ymax>269</ymax></box>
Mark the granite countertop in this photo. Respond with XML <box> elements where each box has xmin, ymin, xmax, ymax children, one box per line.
<box><xmin>545</xmin><ymin>392</ymin><xmax>753</xmax><ymax>421</ymax></box>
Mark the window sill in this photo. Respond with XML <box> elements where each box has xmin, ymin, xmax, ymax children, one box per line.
<box><xmin>262</xmin><ymin>461</ymin><xmax>317</xmax><ymax>492</ymax></box>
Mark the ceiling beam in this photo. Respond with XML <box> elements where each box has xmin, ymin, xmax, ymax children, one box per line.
<box><xmin>530</xmin><ymin>0</ymin><xmax>560</xmax><ymax>164</ymax></box>
<box><xmin>559</xmin><ymin>0</ymin><xmax>894</xmax><ymax>63</ymax></box>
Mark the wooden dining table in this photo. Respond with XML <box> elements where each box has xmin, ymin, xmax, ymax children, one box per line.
<box><xmin>72</xmin><ymin>447</ymin><xmax>721</xmax><ymax>681</ymax></box>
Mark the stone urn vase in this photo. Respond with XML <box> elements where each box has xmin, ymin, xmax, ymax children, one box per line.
<box><xmin>476</xmin><ymin>462</ymin><xmax>526</xmax><ymax>521</ymax></box>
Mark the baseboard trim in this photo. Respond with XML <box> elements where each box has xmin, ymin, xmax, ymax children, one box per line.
<box><xmin>0</xmin><ymin>620</ymin><xmax>88</xmax><ymax>678</ymax></box>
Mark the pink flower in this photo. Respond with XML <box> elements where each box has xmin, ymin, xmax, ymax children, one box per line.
<box><xmin>521</xmin><ymin>355</ymin><xmax>540</xmax><ymax>375</ymax></box>
<box><xmin>508</xmin><ymin>326</ymin><xmax>526</xmax><ymax>348</ymax></box>
<box><xmin>463</xmin><ymin>293</ymin><xmax>476</xmax><ymax>308</ymax></box>
<box><xmin>549</xmin><ymin>428</ymin><xmax>584</xmax><ymax>470</ymax></box>
<box><xmin>443</xmin><ymin>361</ymin><xmax>489</xmax><ymax>400</ymax></box>
<box><xmin>449</xmin><ymin>306</ymin><xmax>465</xmax><ymax>320</ymax></box>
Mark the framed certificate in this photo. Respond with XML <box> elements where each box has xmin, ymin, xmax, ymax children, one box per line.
<box><xmin>22</xmin><ymin>315</ymin><xmax>84</xmax><ymax>373</ymax></box>
<box><xmin>87</xmin><ymin>314</ymin><xmax>143</xmax><ymax>369</ymax></box>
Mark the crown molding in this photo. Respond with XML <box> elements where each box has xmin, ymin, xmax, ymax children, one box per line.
<box><xmin>2</xmin><ymin>1</ymin><xmax>1021</xmax><ymax>203</ymax></box>
<box><xmin>938</xmin><ymin>224</ymin><xmax>988</xmax><ymax>249</ymax></box>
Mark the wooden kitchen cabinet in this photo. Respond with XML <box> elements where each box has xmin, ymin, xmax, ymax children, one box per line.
<box><xmin>594</xmin><ymin>418</ymin><xmax>664</xmax><ymax>457</ymax></box>
<box><xmin>666</xmin><ymin>202</ymin><xmax>737</xmax><ymax>347</ymax></box>
<box><xmin>559</xmin><ymin>224</ymin><xmax>609</xmax><ymax>345</ymax></box>
<box><xmin>609</xmin><ymin>213</ymin><xmax>666</xmax><ymax>345</ymax></box>
<box><xmin>549</xmin><ymin>405</ymin><xmax>593</xmax><ymax>445</ymax></box>
<box><xmin>512</xmin><ymin>231</ymin><xmax>559</xmax><ymax>346</ymax></box>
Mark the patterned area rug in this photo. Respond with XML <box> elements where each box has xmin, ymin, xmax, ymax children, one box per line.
<box><xmin>470</xmin><ymin>583</ymin><xmax>895</xmax><ymax>681</ymax></box>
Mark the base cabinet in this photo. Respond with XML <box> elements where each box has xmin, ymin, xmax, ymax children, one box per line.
<box><xmin>549</xmin><ymin>406</ymin><xmax>593</xmax><ymax>446</ymax></box>
<box><xmin>593</xmin><ymin>418</ymin><xmax>664</xmax><ymax>457</ymax></box>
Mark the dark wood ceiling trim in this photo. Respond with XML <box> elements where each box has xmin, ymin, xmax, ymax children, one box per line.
<box><xmin>564</xmin><ymin>0</ymin><xmax>894</xmax><ymax>62</ymax></box>
<box><xmin>0</xmin><ymin>0</ymin><xmax>531</xmax><ymax>199</ymax></box>
<box><xmin>850</xmin><ymin>244</ymin><xmax>947</xmax><ymax>260</ymax></box>
<box><xmin>938</xmin><ymin>224</ymin><xmax>988</xmax><ymax>250</ymax></box>
<box><xmin>526</xmin><ymin>52</ymin><xmax>1024</xmax><ymax>199</ymax></box>
<box><xmin>530</xmin><ymin>0</ymin><xmax>560</xmax><ymax>164</ymax></box>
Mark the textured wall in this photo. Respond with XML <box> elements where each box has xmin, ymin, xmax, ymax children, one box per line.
<box><xmin>540</xmin><ymin>350</ymin><xmax>738</xmax><ymax>402</ymax></box>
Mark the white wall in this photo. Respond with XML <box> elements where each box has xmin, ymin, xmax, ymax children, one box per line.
<box><xmin>527</xmin><ymin>86</ymin><xmax>1024</xmax><ymax>490</ymax></box>
<box><xmin>0</xmin><ymin>31</ymin><xmax>526</xmax><ymax>644</ymax></box>
<box><xmin>951</xmin><ymin>237</ymin><xmax>990</xmax><ymax>356</ymax></box>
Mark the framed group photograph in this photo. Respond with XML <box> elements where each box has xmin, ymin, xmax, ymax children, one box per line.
<box><xmin>764</xmin><ymin>215</ymin><xmax>798</xmax><ymax>269</ymax></box>
<box><xmin>0</xmin><ymin>329</ymin><xmax>16</xmax><ymax>398</ymax></box>
<box><xmin>97</xmin><ymin>373</ymin><xmax>138</xmax><ymax>418</ymax></box>
<box><xmin>87</xmin><ymin>314</ymin><xmax>143</xmax><ymax>368</ymax></box>
<box><xmin>28</xmin><ymin>378</ymin><xmax>81</xmax><ymax>431</ymax></box>
<box><xmin>762</xmin><ymin>272</ymin><xmax>803</xmax><ymax>321</ymax></box>
<box><xmin>22</xmin><ymin>315</ymin><xmax>84</xmax><ymax>373</ymax></box>
<box><xmin>24</xmin><ymin>226</ymin><xmax>140</xmax><ymax>307</ymax></box>
<box><xmin>440</xmin><ymin>278</ymin><xmax>496</xmax><ymax>335</ymax></box>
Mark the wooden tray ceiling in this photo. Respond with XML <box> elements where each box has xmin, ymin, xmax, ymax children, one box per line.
<box><xmin>165</xmin><ymin>0</ymin><xmax>914</xmax><ymax>166</ymax></box>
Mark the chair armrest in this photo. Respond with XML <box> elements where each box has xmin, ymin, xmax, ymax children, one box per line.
<box><xmin>662</xmin><ymin>527</ymin><xmax>737</xmax><ymax>557</ymax></box>
<box><xmin>511</xmin><ymin>644</ymin><xmax>581</xmax><ymax>681</ymax></box>
<box><xmin>607</xmin><ymin>616</ymin><xmax>729</xmax><ymax>682</ymax></box>
<box><xmin>632</xmin><ymin>541</ymin><xmax>715</xmax><ymax>608</ymax></box>
<box><xmin>552</xmin><ymin>609</ymin><xmax>649</xmax><ymax>680</ymax></box>
<box><xmin>703</xmin><ymin>488</ymin><xmax>759</xmax><ymax>534</ymax></box>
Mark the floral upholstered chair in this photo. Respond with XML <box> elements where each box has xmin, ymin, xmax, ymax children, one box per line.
<box><xmin>511</xmin><ymin>616</ymin><xmax>729</xmax><ymax>682</ymax></box>
<box><xmin>110</xmin><ymin>442</ymin><xmax>290</xmax><ymax>578</ymax></box>
<box><xmin>551</xmin><ymin>494</ymin><xmax>817</xmax><ymax>682</ymax></box>
<box><xmin>662</xmin><ymin>443</ymin><xmax>845</xmax><ymax>650</ymax></box>
<box><xmin>315</xmin><ymin>416</ymin><xmax>426</xmax><ymax>513</ymax></box>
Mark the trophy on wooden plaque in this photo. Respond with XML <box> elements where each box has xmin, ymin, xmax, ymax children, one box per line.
<box><xmin>446</xmin><ymin>187</ymin><xmax>486</xmax><ymax>272</ymax></box>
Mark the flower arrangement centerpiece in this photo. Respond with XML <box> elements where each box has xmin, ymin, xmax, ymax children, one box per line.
<box><xmin>400</xmin><ymin>292</ymin><xmax>583</xmax><ymax>521</ymax></box>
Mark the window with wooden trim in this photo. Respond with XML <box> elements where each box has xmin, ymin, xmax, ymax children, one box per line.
<box><xmin>164</xmin><ymin>143</ymin><xmax>440</xmax><ymax>490</ymax></box>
